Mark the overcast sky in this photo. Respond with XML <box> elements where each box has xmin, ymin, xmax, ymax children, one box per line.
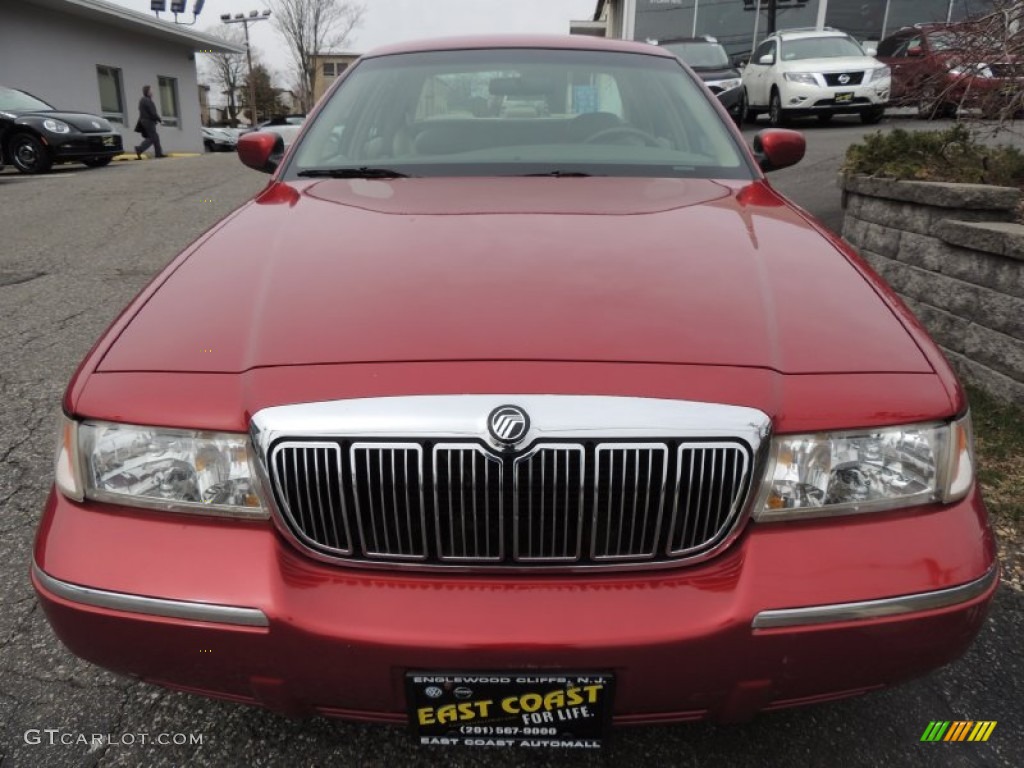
<box><xmin>112</xmin><ymin>0</ymin><xmax>598</xmax><ymax>82</ymax></box>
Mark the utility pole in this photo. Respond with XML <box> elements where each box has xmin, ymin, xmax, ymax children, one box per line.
<box><xmin>767</xmin><ymin>0</ymin><xmax>778</xmax><ymax>34</ymax></box>
<box><xmin>221</xmin><ymin>10</ymin><xmax>271</xmax><ymax>128</ymax></box>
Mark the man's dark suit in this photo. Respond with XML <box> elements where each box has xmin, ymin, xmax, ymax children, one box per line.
<box><xmin>135</xmin><ymin>91</ymin><xmax>165</xmax><ymax>158</ymax></box>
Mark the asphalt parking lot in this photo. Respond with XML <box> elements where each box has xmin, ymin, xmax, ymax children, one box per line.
<box><xmin>1</xmin><ymin>118</ymin><xmax>1022</xmax><ymax>767</ymax></box>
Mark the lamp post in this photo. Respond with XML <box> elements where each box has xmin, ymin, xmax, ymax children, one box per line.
<box><xmin>221</xmin><ymin>10</ymin><xmax>271</xmax><ymax>128</ymax></box>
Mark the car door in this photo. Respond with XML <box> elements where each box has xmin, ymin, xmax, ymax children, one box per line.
<box><xmin>745</xmin><ymin>40</ymin><xmax>777</xmax><ymax>106</ymax></box>
<box><xmin>896</xmin><ymin>35</ymin><xmax>930</xmax><ymax>99</ymax></box>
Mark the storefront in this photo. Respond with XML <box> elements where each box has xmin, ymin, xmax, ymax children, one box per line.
<box><xmin>599</xmin><ymin>1</ymin><xmax>1001</xmax><ymax>57</ymax></box>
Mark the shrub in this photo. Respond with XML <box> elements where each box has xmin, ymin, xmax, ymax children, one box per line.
<box><xmin>842</xmin><ymin>124</ymin><xmax>1024</xmax><ymax>187</ymax></box>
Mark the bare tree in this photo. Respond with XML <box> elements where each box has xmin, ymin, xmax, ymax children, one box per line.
<box><xmin>905</xmin><ymin>1</ymin><xmax>1024</xmax><ymax>129</ymax></box>
<box><xmin>200</xmin><ymin>26</ymin><xmax>249</xmax><ymax>125</ymax></box>
<box><xmin>271</xmin><ymin>0</ymin><xmax>364</xmax><ymax>112</ymax></box>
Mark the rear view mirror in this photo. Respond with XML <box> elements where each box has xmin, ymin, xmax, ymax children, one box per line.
<box><xmin>752</xmin><ymin>129</ymin><xmax>805</xmax><ymax>172</ymax></box>
<box><xmin>237</xmin><ymin>132</ymin><xmax>284</xmax><ymax>174</ymax></box>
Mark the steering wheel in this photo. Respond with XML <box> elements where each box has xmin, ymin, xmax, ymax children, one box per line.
<box><xmin>583</xmin><ymin>126</ymin><xmax>660</xmax><ymax>147</ymax></box>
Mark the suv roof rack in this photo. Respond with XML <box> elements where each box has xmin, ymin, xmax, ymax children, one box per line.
<box><xmin>774</xmin><ymin>26</ymin><xmax>841</xmax><ymax>35</ymax></box>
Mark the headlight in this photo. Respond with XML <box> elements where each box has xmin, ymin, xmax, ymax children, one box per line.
<box><xmin>951</xmin><ymin>64</ymin><xmax>993</xmax><ymax>78</ymax></box>
<box><xmin>42</xmin><ymin>119</ymin><xmax>71</xmax><ymax>134</ymax></box>
<box><xmin>755</xmin><ymin>414</ymin><xmax>974</xmax><ymax>522</ymax></box>
<box><xmin>784</xmin><ymin>72</ymin><xmax>818</xmax><ymax>86</ymax></box>
<box><xmin>55</xmin><ymin>418</ymin><xmax>267</xmax><ymax>519</ymax></box>
<box><xmin>710</xmin><ymin>78</ymin><xmax>742</xmax><ymax>91</ymax></box>
<box><xmin>866</xmin><ymin>66</ymin><xmax>891</xmax><ymax>83</ymax></box>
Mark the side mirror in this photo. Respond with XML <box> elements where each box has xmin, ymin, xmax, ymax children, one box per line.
<box><xmin>752</xmin><ymin>129</ymin><xmax>805</xmax><ymax>172</ymax></box>
<box><xmin>907</xmin><ymin>46</ymin><xmax>924</xmax><ymax>57</ymax></box>
<box><xmin>237</xmin><ymin>132</ymin><xmax>284</xmax><ymax>174</ymax></box>
<box><xmin>758</xmin><ymin>54</ymin><xmax>775</xmax><ymax>66</ymax></box>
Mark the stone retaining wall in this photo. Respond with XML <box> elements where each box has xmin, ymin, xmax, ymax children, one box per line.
<box><xmin>840</xmin><ymin>175</ymin><xmax>1024</xmax><ymax>405</ymax></box>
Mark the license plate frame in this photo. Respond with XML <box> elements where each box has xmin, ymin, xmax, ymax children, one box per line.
<box><xmin>407</xmin><ymin>671</ymin><xmax>614</xmax><ymax>749</ymax></box>
<box><xmin>834</xmin><ymin>91</ymin><xmax>854</xmax><ymax>104</ymax></box>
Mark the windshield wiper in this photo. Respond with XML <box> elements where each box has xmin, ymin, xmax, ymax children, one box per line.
<box><xmin>519</xmin><ymin>171</ymin><xmax>595</xmax><ymax>177</ymax></box>
<box><xmin>297</xmin><ymin>167</ymin><xmax>413</xmax><ymax>179</ymax></box>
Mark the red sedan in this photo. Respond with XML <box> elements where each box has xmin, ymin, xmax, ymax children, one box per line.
<box><xmin>34</xmin><ymin>35</ymin><xmax>996</xmax><ymax>748</ymax></box>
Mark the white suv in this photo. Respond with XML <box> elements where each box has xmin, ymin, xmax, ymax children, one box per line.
<box><xmin>740</xmin><ymin>28</ymin><xmax>890</xmax><ymax>126</ymax></box>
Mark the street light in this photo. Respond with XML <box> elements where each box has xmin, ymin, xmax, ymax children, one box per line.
<box><xmin>221</xmin><ymin>9</ymin><xmax>271</xmax><ymax>129</ymax></box>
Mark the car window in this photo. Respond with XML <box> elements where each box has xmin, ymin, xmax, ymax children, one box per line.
<box><xmin>753</xmin><ymin>40</ymin><xmax>775</xmax><ymax>62</ymax></box>
<box><xmin>288</xmin><ymin>48</ymin><xmax>750</xmax><ymax>180</ymax></box>
<box><xmin>906</xmin><ymin>36</ymin><xmax>924</xmax><ymax>55</ymax></box>
<box><xmin>780</xmin><ymin>36</ymin><xmax>866</xmax><ymax>61</ymax></box>
<box><xmin>662</xmin><ymin>42</ymin><xmax>730</xmax><ymax>68</ymax></box>
<box><xmin>0</xmin><ymin>86</ymin><xmax>54</xmax><ymax>112</ymax></box>
<box><xmin>876</xmin><ymin>36</ymin><xmax>904</xmax><ymax>57</ymax></box>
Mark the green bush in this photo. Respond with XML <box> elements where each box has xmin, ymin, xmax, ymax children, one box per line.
<box><xmin>842</xmin><ymin>124</ymin><xmax>1024</xmax><ymax>187</ymax></box>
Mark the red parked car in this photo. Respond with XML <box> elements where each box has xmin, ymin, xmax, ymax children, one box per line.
<box><xmin>877</xmin><ymin>22</ymin><xmax>1024</xmax><ymax>118</ymax></box>
<box><xmin>35</xmin><ymin>35</ymin><xmax>996</xmax><ymax>748</ymax></box>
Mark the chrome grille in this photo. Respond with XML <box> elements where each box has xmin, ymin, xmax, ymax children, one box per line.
<box><xmin>268</xmin><ymin>439</ymin><xmax>752</xmax><ymax>569</ymax></box>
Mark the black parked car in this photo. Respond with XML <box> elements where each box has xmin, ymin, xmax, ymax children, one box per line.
<box><xmin>0</xmin><ymin>86</ymin><xmax>123</xmax><ymax>174</ymax></box>
<box><xmin>657</xmin><ymin>37</ymin><xmax>743</xmax><ymax>123</ymax></box>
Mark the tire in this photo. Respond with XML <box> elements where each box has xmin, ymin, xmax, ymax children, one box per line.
<box><xmin>82</xmin><ymin>157</ymin><xmax>112</xmax><ymax>168</ymax></box>
<box><xmin>860</xmin><ymin>107</ymin><xmax>885</xmax><ymax>125</ymax></box>
<box><xmin>768</xmin><ymin>89</ymin><xmax>787</xmax><ymax>127</ymax></box>
<box><xmin>917</xmin><ymin>87</ymin><xmax>954</xmax><ymax>120</ymax></box>
<box><xmin>204</xmin><ymin>140</ymin><xmax>215</xmax><ymax>152</ymax></box>
<box><xmin>740</xmin><ymin>89</ymin><xmax>759</xmax><ymax>124</ymax></box>
<box><xmin>816</xmin><ymin>113</ymin><xmax>834</xmax><ymax>124</ymax></box>
<box><xmin>8</xmin><ymin>132</ymin><xmax>52</xmax><ymax>174</ymax></box>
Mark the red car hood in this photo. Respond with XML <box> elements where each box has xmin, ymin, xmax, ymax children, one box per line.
<box><xmin>98</xmin><ymin>177</ymin><xmax>931</xmax><ymax>375</ymax></box>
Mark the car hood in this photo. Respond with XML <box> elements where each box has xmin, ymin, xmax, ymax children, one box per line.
<box><xmin>778</xmin><ymin>57</ymin><xmax>880</xmax><ymax>73</ymax></box>
<box><xmin>692</xmin><ymin>66</ymin><xmax>741</xmax><ymax>81</ymax></box>
<box><xmin>10</xmin><ymin>110</ymin><xmax>114</xmax><ymax>132</ymax></box>
<box><xmin>97</xmin><ymin>177</ymin><xmax>931</xmax><ymax>376</ymax></box>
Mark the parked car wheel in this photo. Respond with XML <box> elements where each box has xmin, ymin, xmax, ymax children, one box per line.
<box><xmin>860</xmin><ymin>107</ymin><xmax>885</xmax><ymax>125</ymax></box>
<box><xmin>204</xmin><ymin>140</ymin><xmax>215</xmax><ymax>152</ymax></box>
<box><xmin>740</xmin><ymin>90</ymin><xmax>759</xmax><ymax>124</ymax></box>
<box><xmin>768</xmin><ymin>89</ymin><xmax>787</xmax><ymax>127</ymax></box>
<box><xmin>8</xmin><ymin>132</ymin><xmax>52</xmax><ymax>174</ymax></box>
<box><xmin>82</xmin><ymin>157</ymin><xmax>112</xmax><ymax>168</ymax></box>
<box><xmin>917</xmin><ymin>87</ymin><xmax>955</xmax><ymax>120</ymax></box>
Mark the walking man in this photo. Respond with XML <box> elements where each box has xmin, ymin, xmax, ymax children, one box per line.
<box><xmin>134</xmin><ymin>85</ymin><xmax>166</xmax><ymax>159</ymax></box>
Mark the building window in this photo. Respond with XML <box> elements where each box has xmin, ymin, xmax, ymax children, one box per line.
<box><xmin>96</xmin><ymin>65</ymin><xmax>125</xmax><ymax>124</ymax></box>
<box><xmin>323</xmin><ymin>62</ymin><xmax>336</xmax><ymax>77</ymax></box>
<box><xmin>158</xmin><ymin>76</ymin><xmax>180</xmax><ymax>126</ymax></box>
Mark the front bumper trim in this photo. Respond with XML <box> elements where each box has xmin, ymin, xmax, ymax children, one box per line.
<box><xmin>32</xmin><ymin>562</ymin><xmax>269</xmax><ymax>627</ymax></box>
<box><xmin>752</xmin><ymin>565</ymin><xmax>997</xmax><ymax>629</ymax></box>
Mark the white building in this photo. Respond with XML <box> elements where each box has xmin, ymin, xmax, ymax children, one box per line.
<box><xmin>1</xmin><ymin>0</ymin><xmax>243</xmax><ymax>153</ymax></box>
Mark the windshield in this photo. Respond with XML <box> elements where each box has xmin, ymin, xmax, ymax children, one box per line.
<box><xmin>0</xmin><ymin>87</ymin><xmax>54</xmax><ymax>112</ymax></box>
<box><xmin>662</xmin><ymin>42</ymin><xmax>730</xmax><ymax>68</ymax></box>
<box><xmin>780</xmin><ymin>37</ymin><xmax>866</xmax><ymax>61</ymax></box>
<box><xmin>286</xmin><ymin>48</ymin><xmax>749</xmax><ymax>180</ymax></box>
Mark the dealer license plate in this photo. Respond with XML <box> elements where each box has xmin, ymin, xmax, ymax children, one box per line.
<box><xmin>407</xmin><ymin>672</ymin><xmax>613</xmax><ymax>748</ymax></box>
<box><xmin>834</xmin><ymin>91</ymin><xmax>853</xmax><ymax>104</ymax></box>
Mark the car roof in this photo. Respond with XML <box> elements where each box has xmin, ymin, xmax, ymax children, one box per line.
<box><xmin>364</xmin><ymin>34</ymin><xmax>674</xmax><ymax>60</ymax></box>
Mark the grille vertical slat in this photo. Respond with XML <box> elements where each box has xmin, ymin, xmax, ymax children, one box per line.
<box><xmin>514</xmin><ymin>445</ymin><xmax>585</xmax><ymax>562</ymax></box>
<box><xmin>592</xmin><ymin>444</ymin><xmax>667</xmax><ymax>560</ymax></box>
<box><xmin>668</xmin><ymin>443</ymin><xmax>749</xmax><ymax>556</ymax></box>
<box><xmin>434</xmin><ymin>445</ymin><xmax>503</xmax><ymax>562</ymax></box>
<box><xmin>270</xmin><ymin>441</ymin><xmax>353</xmax><ymax>556</ymax></box>
<box><xmin>350</xmin><ymin>443</ymin><xmax>426</xmax><ymax>560</ymax></box>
